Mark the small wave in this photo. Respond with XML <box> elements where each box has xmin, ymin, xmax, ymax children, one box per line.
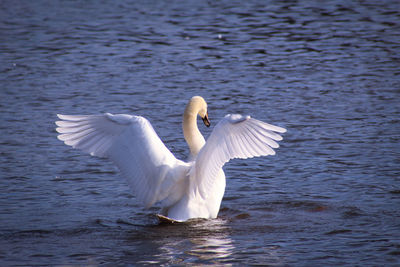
<box><xmin>325</xmin><ymin>229</ymin><xmax>352</xmax><ymax>235</ymax></box>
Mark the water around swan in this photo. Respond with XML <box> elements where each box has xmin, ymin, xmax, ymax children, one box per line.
<box><xmin>1</xmin><ymin>0</ymin><xmax>399</xmax><ymax>265</ymax></box>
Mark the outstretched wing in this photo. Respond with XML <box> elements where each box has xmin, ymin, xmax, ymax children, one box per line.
<box><xmin>55</xmin><ymin>113</ymin><xmax>187</xmax><ymax>208</ymax></box>
<box><xmin>194</xmin><ymin>114</ymin><xmax>286</xmax><ymax>198</ymax></box>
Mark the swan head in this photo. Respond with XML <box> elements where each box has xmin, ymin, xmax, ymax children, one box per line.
<box><xmin>186</xmin><ymin>96</ymin><xmax>210</xmax><ymax>127</ymax></box>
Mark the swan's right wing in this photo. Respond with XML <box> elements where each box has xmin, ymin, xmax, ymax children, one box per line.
<box><xmin>56</xmin><ymin>113</ymin><xmax>187</xmax><ymax>208</ymax></box>
<box><xmin>194</xmin><ymin>114</ymin><xmax>286</xmax><ymax>198</ymax></box>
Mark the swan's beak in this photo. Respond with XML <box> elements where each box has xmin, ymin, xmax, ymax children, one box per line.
<box><xmin>202</xmin><ymin>112</ymin><xmax>210</xmax><ymax>127</ymax></box>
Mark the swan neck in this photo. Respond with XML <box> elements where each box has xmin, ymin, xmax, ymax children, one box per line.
<box><xmin>183</xmin><ymin>106</ymin><xmax>205</xmax><ymax>158</ymax></box>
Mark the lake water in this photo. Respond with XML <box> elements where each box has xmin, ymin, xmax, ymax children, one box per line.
<box><xmin>1</xmin><ymin>0</ymin><xmax>399</xmax><ymax>266</ymax></box>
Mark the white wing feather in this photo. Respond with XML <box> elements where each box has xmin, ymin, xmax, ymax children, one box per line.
<box><xmin>55</xmin><ymin>113</ymin><xmax>187</xmax><ymax>208</ymax></box>
<box><xmin>194</xmin><ymin>114</ymin><xmax>286</xmax><ymax>198</ymax></box>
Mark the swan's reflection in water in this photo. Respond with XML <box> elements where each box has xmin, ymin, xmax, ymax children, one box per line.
<box><xmin>155</xmin><ymin>218</ymin><xmax>234</xmax><ymax>265</ymax></box>
<box><xmin>186</xmin><ymin>234</ymin><xmax>234</xmax><ymax>260</ymax></box>
<box><xmin>119</xmin><ymin>214</ymin><xmax>289</xmax><ymax>265</ymax></box>
<box><xmin>128</xmin><ymin>217</ymin><xmax>235</xmax><ymax>265</ymax></box>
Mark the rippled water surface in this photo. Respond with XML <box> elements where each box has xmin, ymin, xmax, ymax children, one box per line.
<box><xmin>1</xmin><ymin>0</ymin><xmax>400</xmax><ymax>266</ymax></box>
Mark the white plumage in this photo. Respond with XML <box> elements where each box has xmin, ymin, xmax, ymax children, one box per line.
<box><xmin>56</xmin><ymin>96</ymin><xmax>286</xmax><ymax>221</ymax></box>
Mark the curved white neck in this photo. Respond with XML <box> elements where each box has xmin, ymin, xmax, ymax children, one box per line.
<box><xmin>183</xmin><ymin>106</ymin><xmax>205</xmax><ymax>159</ymax></box>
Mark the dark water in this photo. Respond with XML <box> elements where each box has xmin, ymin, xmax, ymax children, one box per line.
<box><xmin>1</xmin><ymin>0</ymin><xmax>400</xmax><ymax>265</ymax></box>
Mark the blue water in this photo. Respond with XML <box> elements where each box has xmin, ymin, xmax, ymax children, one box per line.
<box><xmin>1</xmin><ymin>0</ymin><xmax>399</xmax><ymax>265</ymax></box>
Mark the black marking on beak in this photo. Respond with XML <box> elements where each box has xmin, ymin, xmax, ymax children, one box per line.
<box><xmin>202</xmin><ymin>112</ymin><xmax>210</xmax><ymax>127</ymax></box>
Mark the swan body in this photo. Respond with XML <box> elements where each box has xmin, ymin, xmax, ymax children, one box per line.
<box><xmin>56</xmin><ymin>96</ymin><xmax>286</xmax><ymax>222</ymax></box>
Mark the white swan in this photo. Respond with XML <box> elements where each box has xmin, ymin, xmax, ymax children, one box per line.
<box><xmin>55</xmin><ymin>96</ymin><xmax>286</xmax><ymax>222</ymax></box>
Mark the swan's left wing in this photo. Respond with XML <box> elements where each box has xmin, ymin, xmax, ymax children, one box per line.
<box><xmin>55</xmin><ymin>113</ymin><xmax>187</xmax><ymax>208</ymax></box>
<box><xmin>194</xmin><ymin>114</ymin><xmax>286</xmax><ymax>198</ymax></box>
